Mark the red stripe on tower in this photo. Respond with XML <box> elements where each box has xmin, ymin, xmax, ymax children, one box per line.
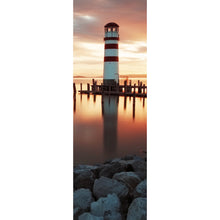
<box><xmin>104</xmin><ymin>56</ymin><xmax>119</xmax><ymax>62</ymax></box>
<box><xmin>104</xmin><ymin>37</ymin><xmax>119</xmax><ymax>41</ymax></box>
<box><xmin>105</xmin><ymin>44</ymin><xmax>118</xmax><ymax>49</ymax></box>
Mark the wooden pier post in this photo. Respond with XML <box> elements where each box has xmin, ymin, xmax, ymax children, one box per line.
<box><xmin>95</xmin><ymin>81</ymin><xmax>98</xmax><ymax>93</ymax></box>
<box><xmin>101</xmin><ymin>83</ymin><xmax>103</xmax><ymax>93</ymax></box>
<box><xmin>73</xmin><ymin>83</ymin><xmax>76</xmax><ymax>94</ymax></box>
<box><xmin>124</xmin><ymin>80</ymin><xmax>127</xmax><ymax>94</ymax></box>
<box><xmin>116</xmin><ymin>83</ymin><xmax>119</xmax><ymax>92</ymax></box>
<box><xmin>80</xmin><ymin>83</ymin><xmax>82</xmax><ymax>92</ymax></box>
<box><xmin>133</xmin><ymin>83</ymin><xmax>136</xmax><ymax>94</ymax></box>
<box><xmin>129</xmin><ymin>80</ymin><xmax>132</xmax><ymax>93</ymax></box>
<box><xmin>87</xmin><ymin>83</ymin><xmax>90</xmax><ymax>92</ymax></box>
<box><xmin>138</xmin><ymin>81</ymin><xmax>142</xmax><ymax>93</ymax></box>
<box><xmin>92</xmin><ymin>79</ymin><xmax>97</xmax><ymax>93</ymax></box>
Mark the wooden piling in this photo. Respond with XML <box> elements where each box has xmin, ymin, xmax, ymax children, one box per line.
<box><xmin>138</xmin><ymin>81</ymin><xmax>142</xmax><ymax>93</ymax></box>
<box><xmin>73</xmin><ymin>83</ymin><xmax>76</xmax><ymax>94</ymax></box>
<box><xmin>87</xmin><ymin>83</ymin><xmax>90</xmax><ymax>92</ymax></box>
<box><xmin>129</xmin><ymin>80</ymin><xmax>132</xmax><ymax>92</ymax></box>
<box><xmin>133</xmin><ymin>83</ymin><xmax>136</xmax><ymax>94</ymax></box>
<box><xmin>101</xmin><ymin>83</ymin><xmax>103</xmax><ymax>93</ymax></box>
<box><xmin>124</xmin><ymin>80</ymin><xmax>127</xmax><ymax>93</ymax></box>
<box><xmin>116</xmin><ymin>83</ymin><xmax>119</xmax><ymax>92</ymax></box>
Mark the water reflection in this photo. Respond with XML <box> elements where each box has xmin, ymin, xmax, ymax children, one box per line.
<box><xmin>73</xmin><ymin>93</ymin><xmax>76</xmax><ymax>113</ymax></box>
<box><xmin>133</xmin><ymin>96</ymin><xmax>135</xmax><ymax>120</ymax></box>
<box><xmin>102</xmin><ymin>95</ymin><xmax>118</xmax><ymax>154</ymax></box>
<box><xmin>73</xmin><ymin>88</ymin><xmax>147</xmax><ymax>165</ymax></box>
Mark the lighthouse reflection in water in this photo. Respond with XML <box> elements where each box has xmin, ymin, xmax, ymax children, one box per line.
<box><xmin>102</xmin><ymin>95</ymin><xmax>118</xmax><ymax>154</ymax></box>
<box><xmin>74</xmin><ymin>79</ymin><xmax>147</xmax><ymax>165</ymax></box>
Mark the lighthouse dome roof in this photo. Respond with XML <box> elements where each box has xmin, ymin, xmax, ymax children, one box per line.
<box><xmin>104</xmin><ymin>22</ymin><xmax>119</xmax><ymax>27</ymax></box>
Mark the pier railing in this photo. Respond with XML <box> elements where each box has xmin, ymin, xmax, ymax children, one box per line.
<box><xmin>73</xmin><ymin>79</ymin><xmax>147</xmax><ymax>98</ymax></box>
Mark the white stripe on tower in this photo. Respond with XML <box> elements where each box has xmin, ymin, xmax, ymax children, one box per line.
<box><xmin>104</xmin><ymin>49</ymin><xmax>118</xmax><ymax>57</ymax></box>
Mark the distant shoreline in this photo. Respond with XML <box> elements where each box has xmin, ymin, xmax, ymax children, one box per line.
<box><xmin>74</xmin><ymin>74</ymin><xmax>147</xmax><ymax>79</ymax></box>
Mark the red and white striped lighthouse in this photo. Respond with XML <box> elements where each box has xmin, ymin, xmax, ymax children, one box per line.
<box><xmin>103</xmin><ymin>22</ymin><xmax>119</xmax><ymax>86</ymax></box>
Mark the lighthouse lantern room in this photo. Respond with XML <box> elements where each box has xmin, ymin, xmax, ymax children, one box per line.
<box><xmin>103</xmin><ymin>22</ymin><xmax>119</xmax><ymax>86</ymax></box>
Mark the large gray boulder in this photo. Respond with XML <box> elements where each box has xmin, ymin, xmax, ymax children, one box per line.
<box><xmin>91</xmin><ymin>194</ymin><xmax>121</xmax><ymax>219</ymax></box>
<box><xmin>74</xmin><ymin>188</ymin><xmax>94</xmax><ymax>211</ymax></box>
<box><xmin>127</xmin><ymin>198</ymin><xmax>147</xmax><ymax>220</ymax></box>
<box><xmin>78</xmin><ymin>212</ymin><xmax>104</xmax><ymax>220</ymax></box>
<box><xmin>93</xmin><ymin>176</ymin><xmax>129</xmax><ymax>200</ymax></box>
<box><xmin>133</xmin><ymin>179</ymin><xmax>147</xmax><ymax>198</ymax></box>
<box><xmin>99</xmin><ymin>162</ymin><xmax>126</xmax><ymax>178</ymax></box>
<box><xmin>131</xmin><ymin>160</ymin><xmax>146</xmax><ymax>180</ymax></box>
<box><xmin>74</xmin><ymin>170</ymin><xmax>95</xmax><ymax>190</ymax></box>
<box><xmin>113</xmin><ymin>172</ymin><xmax>141</xmax><ymax>192</ymax></box>
<box><xmin>74</xmin><ymin>165</ymin><xmax>100</xmax><ymax>179</ymax></box>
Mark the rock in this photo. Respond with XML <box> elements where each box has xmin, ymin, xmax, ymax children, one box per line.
<box><xmin>93</xmin><ymin>177</ymin><xmax>129</xmax><ymax>200</ymax></box>
<box><xmin>131</xmin><ymin>160</ymin><xmax>146</xmax><ymax>180</ymax></box>
<box><xmin>74</xmin><ymin>165</ymin><xmax>100</xmax><ymax>178</ymax></box>
<box><xmin>104</xmin><ymin>212</ymin><xmax>122</xmax><ymax>220</ymax></box>
<box><xmin>131</xmin><ymin>160</ymin><xmax>146</xmax><ymax>171</ymax></box>
<box><xmin>74</xmin><ymin>207</ymin><xmax>80</xmax><ymax>216</ymax></box>
<box><xmin>121</xmin><ymin>155</ymin><xmax>144</xmax><ymax>161</ymax></box>
<box><xmin>99</xmin><ymin>162</ymin><xmax>126</xmax><ymax>178</ymax></box>
<box><xmin>74</xmin><ymin>170</ymin><xmax>95</xmax><ymax>190</ymax></box>
<box><xmin>74</xmin><ymin>188</ymin><xmax>94</xmax><ymax>211</ymax></box>
<box><xmin>74</xmin><ymin>164</ymin><xmax>100</xmax><ymax>173</ymax></box>
<box><xmin>111</xmin><ymin>158</ymin><xmax>121</xmax><ymax>163</ymax></box>
<box><xmin>91</xmin><ymin>194</ymin><xmax>121</xmax><ymax>218</ymax></box>
<box><xmin>115</xmin><ymin>159</ymin><xmax>145</xmax><ymax>173</ymax></box>
<box><xmin>127</xmin><ymin>198</ymin><xmax>147</xmax><ymax>220</ymax></box>
<box><xmin>78</xmin><ymin>212</ymin><xmax>104</xmax><ymax>220</ymax></box>
<box><xmin>133</xmin><ymin>179</ymin><xmax>147</xmax><ymax>198</ymax></box>
<box><xmin>117</xmin><ymin>160</ymin><xmax>135</xmax><ymax>165</ymax></box>
<box><xmin>113</xmin><ymin>172</ymin><xmax>141</xmax><ymax>192</ymax></box>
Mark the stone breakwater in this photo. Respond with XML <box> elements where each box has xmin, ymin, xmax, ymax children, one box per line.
<box><xmin>74</xmin><ymin>155</ymin><xmax>147</xmax><ymax>220</ymax></box>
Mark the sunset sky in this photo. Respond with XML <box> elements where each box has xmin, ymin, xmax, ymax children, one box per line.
<box><xmin>73</xmin><ymin>0</ymin><xmax>147</xmax><ymax>77</ymax></box>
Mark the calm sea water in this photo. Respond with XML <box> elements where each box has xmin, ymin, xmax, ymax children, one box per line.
<box><xmin>73</xmin><ymin>78</ymin><xmax>147</xmax><ymax>165</ymax></box>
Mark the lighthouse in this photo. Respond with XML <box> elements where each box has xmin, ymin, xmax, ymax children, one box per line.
<box><xmin>103</xmin><ymin>22</ymin><xmax>119</xmax><ymax>86</ymax></box>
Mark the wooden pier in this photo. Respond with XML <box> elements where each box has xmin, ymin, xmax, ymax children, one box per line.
<box><xmin>73</xmin><ymin>79</ymin><xmax>147</xmax><ymax>98</ymax></box>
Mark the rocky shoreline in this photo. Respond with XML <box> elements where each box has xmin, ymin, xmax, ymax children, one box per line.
<box><xmin>74</xmin><ymin>155</ymin><xmax>147</xmax><ymax>220</ymax></box>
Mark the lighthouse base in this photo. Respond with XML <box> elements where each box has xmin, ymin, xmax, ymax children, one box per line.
<box><xmin>103</xmin><ymin>79</ymin><xmax>118</xmax><ymax>86</ymax></box>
